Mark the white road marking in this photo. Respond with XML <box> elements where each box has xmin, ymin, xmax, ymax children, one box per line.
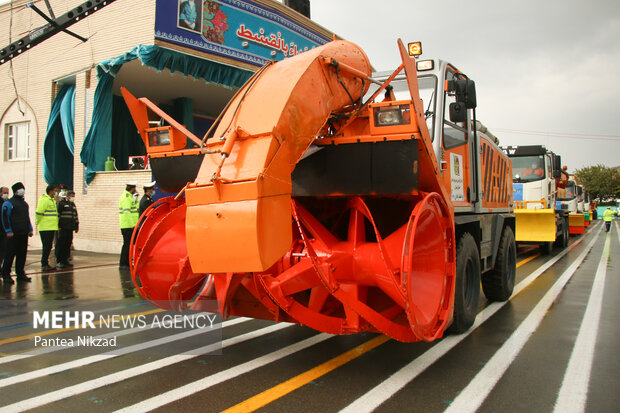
<box><xmin>340</xmin><ymin>223</ymin><xmax>600</xmax><ymax>413</ymax></box>
<box><xmin>113</xmin><ymin>333</ymin><xmax>333</xmax><ymax>413</ymax></box>
<box><xmin>0</xmin><ymin>317</ymin><xmax>249</xmax><ymax>388</ymax></box>
<box><xmin>1</xmin><ymin>322</ymin><xmax>293</xmax><ymax>412</ymax></box>
<box><xmin>553</xmin><ymin>223</ymin><xmax>612</xmax><ymax>412</ymax></box>
<box><xmin>443</xmin><ymin>227</ymin><xmax>602</xmax><ymax>413</ymax></box>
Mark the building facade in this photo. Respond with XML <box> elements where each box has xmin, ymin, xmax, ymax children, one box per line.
<box><xmin>0</xmin><ymin>0</ymin><xmax>332</xmax><ymax>253</ymax></box>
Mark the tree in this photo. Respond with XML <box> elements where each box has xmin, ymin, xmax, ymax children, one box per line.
<box><xmin>574</xmin><ymin>165</ymin><xmax>620</xmax><ymax>200</ymax></box>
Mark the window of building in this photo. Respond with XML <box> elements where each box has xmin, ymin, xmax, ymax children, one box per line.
<box><xmin>6</xmin><ymin>121</ymin><xmax>30</xmax><ymax>161</ymax></box>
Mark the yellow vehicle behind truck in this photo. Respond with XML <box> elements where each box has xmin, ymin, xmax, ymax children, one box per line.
<box><xmin>503</xmin><ymin>145</ymin><xmax>569</xmax><ymax>254</ymax></box>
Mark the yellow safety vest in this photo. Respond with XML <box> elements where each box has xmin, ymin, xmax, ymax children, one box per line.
<box><xmin>119</xmin><ymin>190</ymin><xmax>139</xmax><ymax>229</ymax></box>
<box><xmin>35</xmin><ymin>194</ymin><xmax>58</xmax><ymax>231</ymax></box>
<box><xmin>603</xmin><ymin>209</ymin><xmax>615</xmax><ymax>222</ymax></box>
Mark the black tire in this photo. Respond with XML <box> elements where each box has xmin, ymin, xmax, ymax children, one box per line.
<box><xmin>554</xmin><ymin>218</ymin><xmax>569</xmax><ymax>249</ymax></box>
<box><xmin>448</xmin><ymin>233</ymin><xmax>481</xmax><ymax>334</ymax></box>
<box><xmin>482</xmin><ymin>226</ymin><xmax>516</xmax><ymax>301</ymax></box>
<box><xmin>539</xmin><ymin>241</ymin><xmax>553</xmax><ymax>254</ymax></box>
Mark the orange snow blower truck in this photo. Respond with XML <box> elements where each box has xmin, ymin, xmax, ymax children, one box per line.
<box><xmin>122</xmin><ymin>39</ymin><xmax>515</xmax><ymax>342</ymax></box>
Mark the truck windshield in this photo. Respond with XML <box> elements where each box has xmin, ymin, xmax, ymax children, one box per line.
<box><xmin>511</xmin><ymin>155</ymin><xmax>546</xmax><ymax>182</ymax></box>
<box><xmin>559</xmin><ymin>182</ymin><xmax>576</xmax><ymax>200</ymax></box>
<box><xmin>365</xmin><ymin>75</ymin><xmax>436</xmax><ymax>139</ymax></box>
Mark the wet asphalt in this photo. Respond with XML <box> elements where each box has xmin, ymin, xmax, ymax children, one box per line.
<box><xmin>0</xmin><ymin>220</ymin><xmax>618</xmax><ymax>412</ymax></box>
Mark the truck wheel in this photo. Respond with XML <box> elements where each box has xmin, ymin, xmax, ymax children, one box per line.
<box><xmin>482</xmin><ymin>226</ymin><xmax>516</xmax><ymax>301</ymax></box>
<box><xmin>448</xmin><ymin>233</ymin><xmax>481</xmax><ymax>334</ymax></box>
<box><xmin>554</xmin><ymin>219</ymin><xmax>569</xmax><ymax>249</ymax></box>
<box><xmin>539</xmin><ymin>241</ymin><xmax>553</xmax><ymax>255</ymax></box>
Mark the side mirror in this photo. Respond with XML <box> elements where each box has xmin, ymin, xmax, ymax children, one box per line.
<box><xmin>448</xmin><ymin>79</ymin><xmax>477</xmax><ymax>109</ymax></box>
<box><xmin>449</xmin><ymin>102</ymin><xmax>467</xmax><ymax>123</ymax></box>
<box><xmin>553</xmin><ymin>155</ymin><xmax>562</xmax><ymax>178</ymax></box>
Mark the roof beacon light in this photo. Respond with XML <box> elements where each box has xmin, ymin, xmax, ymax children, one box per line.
<box><xmin>408</xmin><ymin>41</ymin><xmax>422</xmax><ymax>57</ymax></box>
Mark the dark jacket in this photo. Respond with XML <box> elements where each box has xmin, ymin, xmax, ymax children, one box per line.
<box><xmin>139</xmin><ymin>194</ymin><xmax>154</xmax><ymax>216</ymax></box>
<box><xmin>57</xmin><ymin>199</ymin><xmax>79</xmax><ymax>231</ymax></box>
<box><xmin>2</xmin><ymin>196</ymin><xmax>33</xmax><ymax>235</ymax></box>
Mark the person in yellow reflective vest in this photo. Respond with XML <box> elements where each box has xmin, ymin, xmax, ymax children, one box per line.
<box><xmin>119</xmin><ymin>182</ymin><xmax>139</xmax><ymax>269</ymax></box>
<box><xmin>35</xmin><ymin>184</ymin><xmax>59</xmax><ymax>271</ymax></box>
<box><xmin>603</xmin><ymin>207</ymin><xmax>616</xmax><ymax>232</ymax></box>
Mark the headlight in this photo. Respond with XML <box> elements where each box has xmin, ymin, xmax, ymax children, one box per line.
<box><xmin>147</xmin><ymin>128</ymin><xmax>171</xmax><ymax>146</ymax></box>
<box><xmin>373</xmin><ymin>104</ymin><xmax>410</xmax><ymax>127</ymax></box>
<box><xmin>376</xmin><ymin>109</ymin><xmax>403</xmax><ymax>126</ymax></box>
<box><xmin>416</xmin><ymin>60</ymin><xmax>434</xmax><ymax>71</ymax></box>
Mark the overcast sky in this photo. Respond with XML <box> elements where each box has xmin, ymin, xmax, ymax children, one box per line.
<box><xmin>308</xmin><ymin>0</ymin><xmax>620</xmax><ymax>172</ymax></box>
<box><xmin>2</xmin><ymin>0</ymin><xmax>619</xmax><ymax>171</ymax></box>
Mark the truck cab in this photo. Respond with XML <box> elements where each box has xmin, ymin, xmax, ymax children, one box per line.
<box><xmin>576</xmin><ymin>185</ymin><xmax>585</xmax><ymax>213</ymax></box>
<box><xmin>502</xmin><ymin>145</ymin><xmax>569</xmax><ymax>252</ymax></box>
<box><xmin>370</xmin><ymin>59</ymin><xmax>512</xmax><ymax>217</ymax></box>
<box><xmin>366</xmin><ymin>58</ymin><xmax>516</xmax><ymax>323</ymax></box>
<box><xmin>503</xmin><ymin>145</ymin><xmax>561</xmax><ymax>210</ymax></box>
<box><xmin>560</xmin><ymin>181</ymin><xmax>579</xmax><ymax>214</ymax></box>
<box><xmin>558</xmin><ymin>180</ymin><xmax>586</xmax><ymax>234</ymax></box>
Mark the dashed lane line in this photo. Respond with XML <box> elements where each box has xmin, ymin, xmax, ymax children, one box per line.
<box><xmin>553</xmin><ymin>222</ymin><xmax>613</xmax><ymax>412</ymax></box>
<box><xmin>443</xmin><ymin>226</ymin><xmax>602</xmax><ymax>413</ymax></box>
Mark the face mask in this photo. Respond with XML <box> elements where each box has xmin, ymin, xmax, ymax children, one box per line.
<box><xmin>16</xmin><ymin>189</ymin><xmax>25</xmax><ymax>197</ymax></box>
<box><xmin>59</xmin><ymin>191</ymin><xmax>67</xmax><ymax>198</ymax></box>
<box><xmin>133</xmin><ymin>192</ymin><xmax>139</xmax><ymax>200</ymax></box>
<box><xmin>69</xmin><ymin>197</ymin><xmax>75</xmax><ymax>203</ymax></box>
<box><xmin>1</xmin><ymin>193</ymin><xmax>8</xmax><ymax>201</ymax></box>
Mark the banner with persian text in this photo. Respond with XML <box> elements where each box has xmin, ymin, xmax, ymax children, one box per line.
<box><xmin>155</xmin><ymin>0</ymin><xmax>330</xmax><ymax>66</ymax></box>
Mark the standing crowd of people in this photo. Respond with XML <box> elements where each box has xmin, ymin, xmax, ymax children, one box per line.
<box><xmin>1</xmin><ymin>179</ymin><xmax>157</xmax><ymax>283</ymax></box>
<box><xmin>1</xmin><ymin>182</ymin><xmax>79</xmax><ymax>284</ymax></box>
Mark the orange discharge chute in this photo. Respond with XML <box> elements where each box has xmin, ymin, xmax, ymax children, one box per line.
<box><xmin>185</xmin><ymin>40</ymin><xmax>372</xmax><ymax>273</ymax></box>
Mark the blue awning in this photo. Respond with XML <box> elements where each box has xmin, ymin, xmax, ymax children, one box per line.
<box><xmin>80</xmin><ymin>44</ymin><xmax>254</xmax><ymax>184</ymax></box>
